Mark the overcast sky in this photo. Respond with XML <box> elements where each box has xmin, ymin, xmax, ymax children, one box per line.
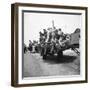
<box><xmin>24</xmin><ymin>12</ymin><xmax>82</xmax><ymax>46</ymax></box>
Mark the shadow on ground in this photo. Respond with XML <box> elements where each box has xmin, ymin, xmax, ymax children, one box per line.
<box><xmin>43</xmin><ymin>55</ymin><xmax>77</xmax><ymax>64</ymax></box>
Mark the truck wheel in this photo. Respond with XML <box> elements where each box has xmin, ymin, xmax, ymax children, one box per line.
<box><xmin>43</xmin><ymin>54</ymin><xmax>47</xmax><ymax>59</ymax></box>
<box><xmin>57</xmin><ymin>51</ymin><xmax>63</xmax><ymax>58</ymax></box>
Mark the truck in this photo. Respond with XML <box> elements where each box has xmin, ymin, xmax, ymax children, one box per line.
<box><xmin>39</xmin><ymin>21</ymin><xmax>80</xmax><ymax>60</ymax></box>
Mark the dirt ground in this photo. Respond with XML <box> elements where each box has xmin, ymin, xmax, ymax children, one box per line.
<box><xmin>23</xmin><ymin>49</ymin><xmax>80</xmax><ymax>77</ymax></box>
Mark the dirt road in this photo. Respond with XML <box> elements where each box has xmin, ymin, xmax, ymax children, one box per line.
<box><xmin>23</xmin><ymin>49</ymin><xmax>80</xmax><ymax>77</ymax></box>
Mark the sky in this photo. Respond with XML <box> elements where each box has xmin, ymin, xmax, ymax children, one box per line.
<box><xmin>24</xmin><ymin>12</ymin><xmax>82</xmax><ymax>46</ymax></box>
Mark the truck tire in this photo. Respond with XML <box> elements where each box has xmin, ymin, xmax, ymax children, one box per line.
<box><xmin>43</xmin><ymin>54</ymin><xmax>47</xmax><ymax>59</ymax></box>
<box><xmin>57</xmin><ymin>51</ymin><xmax>63</xmax><ymax>58</ymax></box>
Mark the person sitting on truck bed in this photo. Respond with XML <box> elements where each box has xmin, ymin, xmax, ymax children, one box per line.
<box><xmin>43</xmin><ymin>29</ymin><xmax>47</xmax><ymax>39</ymax></box>
<box><xmin>45</xmin><ymin>28</ymin><xmax>52</xmax><ymax>43</ymax></box>
<box><xmin>50</xmin><ymin>29</ymin><xmax>60</xmax><ymax>53</ymax></box>
<box><xmin>57</xmin><ymin>28</ymin><xmax>63</xmax><ymax>39</ymax></box>
<box><xmin>39</xmin><ymin>31</ymin><xmax>46</xmax><ymax>44</ymax></box>
<box><xmin>58</xmin><ymin>33</ymin><xmax>70</xmax><ymax>48</ymax></box>
<box><xmin>56</xmin><ymin>28</ymin><xmax>66</xmax><ymax>47</ymax></box>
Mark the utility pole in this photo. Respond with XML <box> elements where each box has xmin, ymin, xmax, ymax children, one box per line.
<box><xmin>52</xmin><ymin>20</ymin><xmax>56</xmax><ymax>31</ymax></box>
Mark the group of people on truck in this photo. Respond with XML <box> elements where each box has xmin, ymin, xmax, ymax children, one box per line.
<box><xmin>25</xmin><ymin>25</ymin><xmax>71</xmax><ymax>54</ymax></box>
<box><xmin>39</xmin><ymin>27</ymin><xmax>71</xmax><ymax>54</ymax></box>
<box><xmin>40</xmin><ymin>27</ymin><xmax>70</xmax><ymax>47</ymax></box>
